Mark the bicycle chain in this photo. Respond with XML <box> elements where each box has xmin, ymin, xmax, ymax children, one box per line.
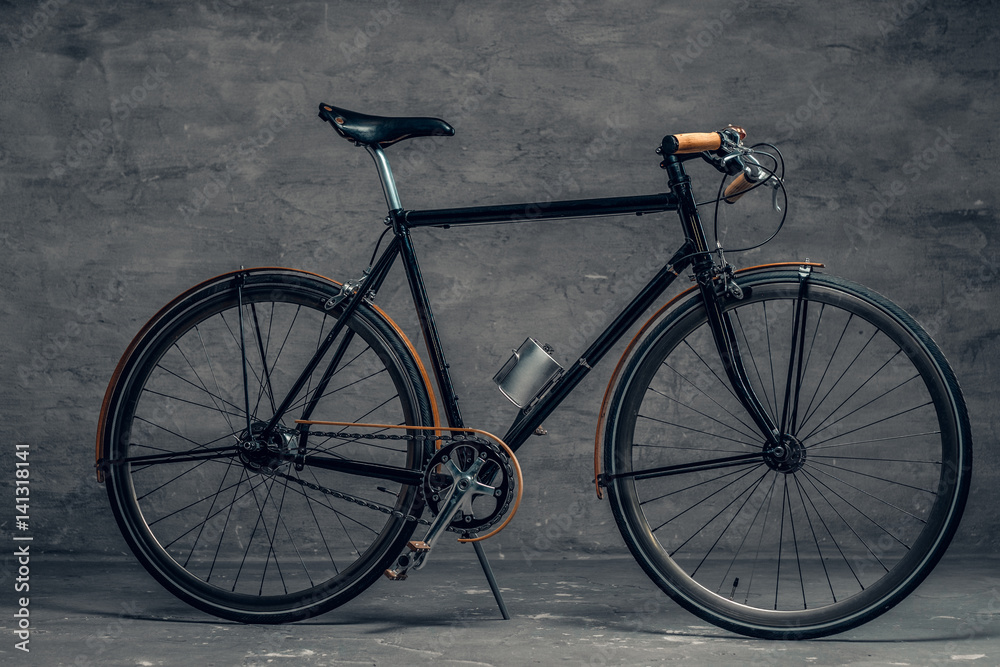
<box><xmin>289</xmin><ymin>429</ymin><xmax>499</xmax><ymax>531</ymax></box>
<box><xmin>271</xmin><ymin>468</ymin><xmax>432</xmax><ymax>526</ymax></box>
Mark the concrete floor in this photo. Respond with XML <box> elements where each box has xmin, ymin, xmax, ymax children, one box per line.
<box><xmin>5</xmin><ymin>551</ymin><xmax>999</xmax><ymax>666</ymax></box>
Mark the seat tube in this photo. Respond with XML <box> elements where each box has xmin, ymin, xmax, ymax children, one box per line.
<box><xmin>365</xmin><ymin>145</ymin><xmax>403</xmax><ymax>212</ymax></box>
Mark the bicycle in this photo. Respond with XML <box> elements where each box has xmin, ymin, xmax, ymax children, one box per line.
<box><xmin>95</xmin><ymin>102</ymin><xmax>972</xmax><ymax>640</ymax></box>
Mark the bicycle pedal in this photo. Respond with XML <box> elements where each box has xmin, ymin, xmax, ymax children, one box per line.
<box><xmin>384</xmin><ymin>568</ymin><xmax>408</xmax><ymax>581</ymax></box>
<box><xmin>406</xmin><ymin>540</ymin><xmax>431</xmax><ymax>552</ymax></box>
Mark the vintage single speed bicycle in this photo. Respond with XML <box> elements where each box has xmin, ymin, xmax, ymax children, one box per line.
<box><xmin>96</xmin><ymin>103</ymin><xmax>972</xmax><ymax>639</ymax></box>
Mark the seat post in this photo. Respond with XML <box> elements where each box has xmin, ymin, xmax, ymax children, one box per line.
<box><xmin>365</xmin><ymin>145</ymin><xmax>403</xmax><ymax>211</ymax></box>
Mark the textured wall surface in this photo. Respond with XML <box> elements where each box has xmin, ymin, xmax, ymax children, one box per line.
<box><xmin>0</xmin><ymin>0</ymin><xmax>997</xmax><ymax>567</ymax></box>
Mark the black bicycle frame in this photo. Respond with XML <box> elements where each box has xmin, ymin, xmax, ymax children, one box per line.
<box><xmin>268</xmin><ymin>153</ymin><xmax>780</xmax><ymax>484</ymax></box>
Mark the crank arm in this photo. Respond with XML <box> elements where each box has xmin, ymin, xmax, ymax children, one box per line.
<box><xmin>412</xmin><ymin>455</ymin><xmax>486</xmax><ymax>569</ymax></box>
<box><xmin>385</xmin><ymin>456</ymin><xmax>487</xmax><ymax>579</ymax></box>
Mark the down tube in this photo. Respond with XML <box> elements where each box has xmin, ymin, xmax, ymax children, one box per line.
<box><xmin>502</xmin><ymin>243</ymin><xmax>694</xmax><ymax>451</ymax></box>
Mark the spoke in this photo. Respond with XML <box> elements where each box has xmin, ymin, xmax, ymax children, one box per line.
<box><xmin>801</xmin><ymin>371</ymin><xmax>918</xmax><ymax>443</ymax></box>
<box><xmin>652</xmin><ymin>464</ymin><xmax>763</xmax><ymax>537</ymax></box>
<box><xmin>805</xmin><ymin>463</ymin><xmax>931</xmax><ymax>526</ymax></box>
<box><xmin>152</xmin><ymin>362</ymin><xmax>245</xmax><ymax>419</ymax></box>
<box><xmin>680</xmin><ymin>339</ymin><xmax>743</xmax><ymax>407</ymax></box>
<box><xmin>792</xmin><ymin>474</ymin><xmax>837</xmax><ymax>603</ymax></box>
<box><xmin>810</xmin><ymin>454</ymin><xmax>941</xmax><ymax>465</ymax></box>
<box><xmin>799</xmin><ymin>469</ymin><xmax>889</xmax><ymax>575</ymax></box>
<box><xmin>141</xmin><ymin>388</ymin><xmax>245</xmax><ymax>421</ymax></box>
<box><xmin>799</xmin><ymin>328</ymin><xmax>877</xmax><ymax>435</ymax></box>
<box><xmin>208</xmin><ymin>467</ymin><xmax>252</xmax><ymax>583</ymax></box>
<box><xmin>285</xmin><ymin>355</ymin><xmax>385</xmax><ymax>418</ymax></box>
<box><xmin>288</xmin><ymin>343</ymin><xmax>369</xmax><ymax>419</ymax></box>
<box><xmin>799</xmin><ymin>314</ymin><xmax>854</xmax><ymax>428</ymax></box>
<box><xmin>799</xmin><ymin>351</ymin><xmax>908</xmax><ymax>442</ymax></box>
<box><xmin>647</xmin><ymin>384</ymin><xmax>761</xmax><ymax>445</ymax></box>
<box><xmin>302</xmin><ymin>466</ymin><xmax>342</xmax><ymax>575</ymax></box>
<box><xmin>733</xmin><ymin>308</ymin><xmax>777</xmax><ymax>419</ymax></box>
<box><xmin>637</xmin><ymin>413</ymin><xmax>761</xmax><ymax>449</ymax></box>
<box><xmin>779</xmin><ymin>290</ymin><xmax>809</xmax><ymax>437</ymax></box>
<box><xmin>657</xmin><ymin>360</ymin><xmax>761</xmax><ymax>442</ymax></box>
<box><xmin>158</xmin><ymin>471</ymin><xmax>266</xmax><ymax>550</ymax></box>
<box><xmin>808</xmin><ymin>430</ymin><xmax>941</xmax><ymax>452</ymax></box>
<box><xmin>774</xmin><ymin>476</ymin><xmax>787</xmax><ymax>610</ymax></box>
<box><xmin>132</xmin><ymin>416</ymin><xmax>233</xmax><ymax>454</ymax></box>
<box><xmin>183</xmin><ymin>459</ymin><xmax>240</xmax><ymax>568</ymax></box>
<box><xmin>688</xmin><ymin>469</ymin><xmax>771</xmax><ymax>579</ymax></box>
<box><xmin>743</xmin><ymin>473</ymin><xmax>780</xmax><ymax>605</ymax></box>
<box><xmin>136</xmin><ymin>457</ymin><xmax>216</xmax><ymax>501</ymax></box>
<box><xmin>801</xmin><ymin>468</ymin><xmax>907</xmax><ymax>557</ymax></box>
<box><xmin>762</xmin><ymin>301</ymin><xmax>779</xmax><ymax>415</ymax></box>
<box><xmin>640</xmin><ymin>464</ymin><xmax>763</xmax><ymax>507</ymax></box>
<box><xmin>192</xmin><ymin>326</ymin><xmax>241</xmax><ymax>438</ymax></box>
<box><xmin>233</xmin><ymin>473</ymin><xmax>281</xmax><ymax>592</ymax></box>
<box><xmin>236</xmin><ymin>285</ymin><xmax>254</xmax><ymax>437</ymax></box>
<box><xmin>786</xmin><ymin>476</ymin><xmax>807</xmax><ymax>610</ymax></box>
<box><xmin>714</xmin><ymin>471</ymin><xmax>773</xmax><ymax>596</ymax></box>
<box><xmin>805</xmin><ymin>401</ymin><xmax>934</xmax><ymax>449</ymax></box>
<box><xmin>250</xmin><ymin>301</ymin><xmax>278</xmax><ymax>416</ymax></box>
<box><xmin>634</xmin><ymin>442</ymin><xmax>749</xmax><ymax>454</ymax></box>
<box><xmin>281</xmin><ymin>479</ymin><xmax>383</xmax><ymax>534</ymax></box>
<box><xmin>797</xmin><ymin>472</ymin><xmax>864</xmax><ymax>593</ymax></box>
<box><xmin>806</xmin><ymin>459</ymin><xmax>936</xmax><ymax>504</ymax></box>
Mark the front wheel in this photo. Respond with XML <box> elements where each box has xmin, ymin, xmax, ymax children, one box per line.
<box><xmin>604</xmin><ymin>271</ymin><xmax>971</xmax><ymax>639</ymax></box>
<box><xmin>99</xmin><ymin>269</ymin><xmax>435</xmax><ymax>623</ymax></box>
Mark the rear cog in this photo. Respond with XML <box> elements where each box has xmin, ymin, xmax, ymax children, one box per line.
<box><xmin>422</xmin><ymin>439</ymin><xmax>516</xmax><ymax>533</ymax></box>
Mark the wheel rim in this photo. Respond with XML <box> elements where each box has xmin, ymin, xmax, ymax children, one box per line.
<box><xmin>609</xmin><ymin>277</ymin><xmax>967</xmax><ymax>633</ymax></box>
<box><xmin>105</xmin><ymin>277</ymin><xmax>427</xmax><ymax>617</ymax></box>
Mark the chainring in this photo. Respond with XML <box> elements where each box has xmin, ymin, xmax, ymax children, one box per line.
<box><xmin>422</xmin><ymin>439</ymin><xmax>516</xmax><ymax>533</ymax></box>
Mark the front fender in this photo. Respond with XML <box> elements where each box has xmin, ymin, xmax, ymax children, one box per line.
<box><xmin>592</xmin><ymin>261</ymin><xmax>824</xmax><ymax>498</ymax></box>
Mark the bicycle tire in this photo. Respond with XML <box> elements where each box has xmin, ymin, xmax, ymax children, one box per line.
<box><xmin>99</xmin><ymin>269</ymin><xmax>434</xmax><ymax>623</ymax></box>
<box><xmin>603</xmin><ymin>271</ymin><xmax>971</xmax><ymax>639</ymax></box>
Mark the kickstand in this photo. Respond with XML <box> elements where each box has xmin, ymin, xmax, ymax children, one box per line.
<box><xmin>468</xmin><ymin>537</ymin><xmax>510</xmax><ymax>620</ymax></box>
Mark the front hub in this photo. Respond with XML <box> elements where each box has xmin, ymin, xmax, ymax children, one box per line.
<box><xmin>763</xmin><ymin>434</ymin><xmax>806</xmax><ymax>473</ymax></box>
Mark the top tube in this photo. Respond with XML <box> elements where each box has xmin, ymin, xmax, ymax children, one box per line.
<box><xmin>403</xmin><ymin>193</ymin><xmax>678</xmax><ymax>228</ymax></box>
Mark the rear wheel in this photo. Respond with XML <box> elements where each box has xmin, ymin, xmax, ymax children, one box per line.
<box><xmin>604</xmin><ymin>272</ymin><xmax>971</xmax><ymax>638</ymax></box>
<box><xmin>100</xmin><ymin>270</ymin><xmax>434</xmax><ymax>623</ymax></box>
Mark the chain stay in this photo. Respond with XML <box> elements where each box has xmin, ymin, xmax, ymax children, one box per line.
<box><xmin>299</xmin><ymin>429</ymin><xmax>497</xmax><ymax>531</ymax></box>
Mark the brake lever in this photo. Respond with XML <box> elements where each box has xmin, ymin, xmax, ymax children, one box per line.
<box><xmin>770</xmin><ymin>177</ymin><xmax>783</xmax><ymax>213</ymax></box>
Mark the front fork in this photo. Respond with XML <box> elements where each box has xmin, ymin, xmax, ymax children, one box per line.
<box><xmin>696</xmin><ymin>262</ymin><xmax>812</xmax><ymax>449</ymax></box>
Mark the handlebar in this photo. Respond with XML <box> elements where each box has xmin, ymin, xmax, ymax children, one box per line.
<box><xmin>723</xmin><ymin>159</ymin><xmax>769</xmax><ymax>204</ymax></box>
<box><xmin>660</xmin><ymin>125</ymin><xmax>746</xmax><ymax>155</ymax></box>
<box><xmin>659</xmin><ymin>125</ymin><xmax>779</xmax><ymax>208</ymax></box>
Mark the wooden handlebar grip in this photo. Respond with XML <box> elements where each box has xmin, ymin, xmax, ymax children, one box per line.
<box><xmin>724</xmin><ymin>173</ymin><xmax>756</xmax><ymax>204</ymax></box>
<box><xmin>662</xmin><ymin>132</ymin><xmax>722</xmax><ymax>155</ymax></box>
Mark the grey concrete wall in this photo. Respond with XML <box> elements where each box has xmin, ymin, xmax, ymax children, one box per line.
<box><xmin>0</xmin><ymin>0</ymin><xmax>996</xmax><ymax>565</ymax></box>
